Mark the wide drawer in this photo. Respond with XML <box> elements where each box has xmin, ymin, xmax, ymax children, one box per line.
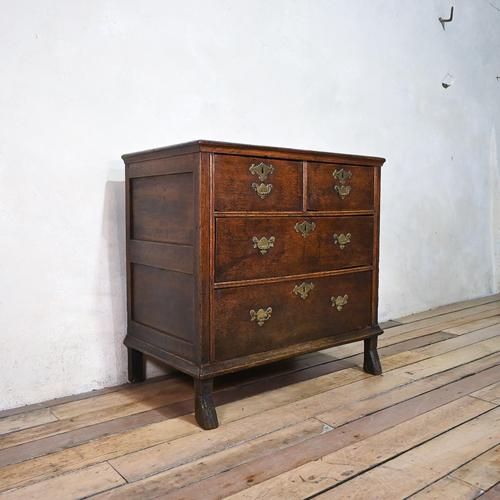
<box><xmin>214</xmin><ymin>270</ymin><xmax>372</xmax><ymax>360</ymax></box>
<box><xmin>216</xmin><ymin>216</ymin><xmax>374</xmax><ymax>282</ymax></box>
<box><xmin>307</xmin><ymin>162</ymin><xmax>374</xmax><ymax>211</ymax></box>
<box><xmin>214</xmin><ymin>154</ymin><xmax>303</xmax><ymax>212</ymax></box>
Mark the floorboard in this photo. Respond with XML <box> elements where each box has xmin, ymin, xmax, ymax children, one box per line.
<box><xmin>0</xmin><ymin>294</ymin><xmax>498</xmax><ymax>499</ymax></box>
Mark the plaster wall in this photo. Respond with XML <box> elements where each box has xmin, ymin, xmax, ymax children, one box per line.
<box><xmin>1</xmin><ymin>0</ymin><xmax>499</xmax><ymax>410</ymax></box>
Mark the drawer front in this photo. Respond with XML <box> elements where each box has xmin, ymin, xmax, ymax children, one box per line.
<box><xmin>214</xmin><ymin>271</ymin><xmax>372</xmax><ymax>361</ymax></box>
<box><xmin>216</xmin><ymin>216</ymin><xmax>373</xmax><ymax>282</ymax></box>
<box><xmin>307</xmin><ymin>163</ymin><xmax>374</xmax><ymax>211</ymax></box>
<box><xmin>214</xmin><ymin>155</ymin><xmax>303</xmax><ymax>212</ymax></box>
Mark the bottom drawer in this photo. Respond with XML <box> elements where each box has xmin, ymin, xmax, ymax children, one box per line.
<box><xmin>214</xmin><ymin>270</ymin><xmax>372</xmax><ymax>361</ymax></box>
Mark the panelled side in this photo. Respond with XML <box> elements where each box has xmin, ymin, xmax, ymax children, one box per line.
<box><xmin>125</xmin><ymin>153</ymin><xmax>199</xmax><ymax>375</ymax></box>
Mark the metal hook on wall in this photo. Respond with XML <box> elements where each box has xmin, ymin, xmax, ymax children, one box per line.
<box><xmin>439</xmin><ymin>6</ymin><xmax>454</xmax><ymax>30</ymax></box>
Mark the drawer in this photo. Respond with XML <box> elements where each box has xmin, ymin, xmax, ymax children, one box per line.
<box><xmin>214</xmin><ymin>271</ymin><xmax>372</xmax><ymax>360</ymax></box>
<box><xmin>214</xmin><ymin>154</ymin><xmax>303</xmax><ymax>212</ymax></box>
<box><xmin>216</xmin><ymin>216</ymin><xmax>373</xmax><ymax>282</ymax></box>
<box><xmin>307</xmin><ymin>162</ymin><xmax>374</xmax><ymax>211</ymax></box>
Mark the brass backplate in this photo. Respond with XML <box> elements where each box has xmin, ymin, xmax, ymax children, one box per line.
<box><xmin>249</xmin><ymin>162</ymin><xmax>274</xmax><ymax>182</ymax></box>
<box><xmin>331</xmin><ymin>294</ymin><xmax>348</xmax><ymax>311</ymax></box>
<box><xmin>252</xmin><ymin>236</ymin><xmax>275</xmax><ymax>255</ymax></box>
<box><xmin>250</xmin><ymin>307</ymin><xmax>273</xmax><ymax>326</ymax></box>
<box><xmin>333</xmin><ymin>232</ymin><xmax>351</xmax><ymax>249</ymax></box>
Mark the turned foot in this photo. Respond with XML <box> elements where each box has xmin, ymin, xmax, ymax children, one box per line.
<box><xmin>194</xmin><ymin>378</ymin><xmax>219</xmax><ymax>430</ymax></box>
<box><xmin>363</xmin><ymin>336</ymin><xmax>382</xmax><ymax>375</ymax></box>
<box><xmin>127</xmin><ymin>348</ymin><xmax>146</xmax><ymax>383</ymax></box>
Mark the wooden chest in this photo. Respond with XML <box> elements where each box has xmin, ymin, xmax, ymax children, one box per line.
<box><xmin>123</xmin><ymin>140</ymin><xmax>385</xmax><ymax>429</ymax></box>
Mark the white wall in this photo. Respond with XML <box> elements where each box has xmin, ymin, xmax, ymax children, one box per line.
<box><xmin>1</xmin><ymin>0</ymin><xmax>499</xmax><ymax>411</ymax></box>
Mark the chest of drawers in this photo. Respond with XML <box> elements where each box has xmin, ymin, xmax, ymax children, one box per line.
<box><xmin>123</xmin><ymin>140</ymin><xmax>385</xmax><ymax>429</ymax></box>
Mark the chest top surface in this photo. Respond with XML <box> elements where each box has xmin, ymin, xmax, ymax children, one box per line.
<box><xmin>122</xmin><ymin>139</ymin><xmax>385</xmax><ymax>166</ymax></box>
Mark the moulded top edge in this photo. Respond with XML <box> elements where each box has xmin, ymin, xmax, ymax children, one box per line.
<box><xmin>122</xmin><ymin>139</ymin><xmax>386</xmax><ymax>166</ymax></box>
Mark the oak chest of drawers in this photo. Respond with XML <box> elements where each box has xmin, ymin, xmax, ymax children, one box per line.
<box><xmin>123</xmin><ymin>140</ymin><xmax>385</xmax><ymax>429</ymax></box>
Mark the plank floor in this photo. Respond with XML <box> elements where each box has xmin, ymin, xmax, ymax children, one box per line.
<box><xmin>1</xmin><ymin>294</ymin><xmax>499</xmax><ymax>499</ymax></box>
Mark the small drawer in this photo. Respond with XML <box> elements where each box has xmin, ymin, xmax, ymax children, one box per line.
<box><xmin>215</xmin><ymin>216</ymin><xmax>373</xmax><ymax>282</ymax></box>
<box><xmin>307</xmin><ymin>162</ymin><xmax>374</xmax><ymax>211</ymax></box>
<box><xmin>214</xmin><ymin>271</ymin><xmax>372</xmax><ymax>360</ymax></box>
<box><xmin>214</xmin><ymin>155</ymin><xmax>303</xmax><ymax>212</ymax></box>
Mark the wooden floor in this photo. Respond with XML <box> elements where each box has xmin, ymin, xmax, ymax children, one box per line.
<box><xmin>1</xmin><ymin>296</ymin><xmax>500</xmax><ymax>499</ymax></box>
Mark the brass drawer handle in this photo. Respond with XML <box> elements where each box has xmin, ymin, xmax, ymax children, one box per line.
<box><xmin>252</xmin><ymin>182</ymin><xmax>273</xmax><ymax>199</ymax></box>
<box><xmin>333</xmin><ymin>233</ymin><xmax>351</xmax><ymax>249</ymax></box>
<box><xmin>252</xmin><ymin>236</ymin><xmax>275</xmax><ymax>255</ymax></box>
<box><xmin>335</xmin><ymin>185</ymin><xmax>352</xmax><ymax>199</ymax></box>
<box><xmin>250</xmin><ymin>307</ymin><xmax>272</xmax><ymax>326</ymax></box>
<box><xmin>295</xmin><ymin>220</ymin><xmax>316</xmax><ymax>238</ymax></box>
<box><xmin>332</xmin><ymin>168</ymin><xmax>352</xmax><ymax>200</ymax></box>
<box><xmin>249</xmin><ymin>162</ymin><xmax>274</xmax><ymax>182</ymax></box>
<box><xmin>331</xmin><ymin>294</ymin><xmax>348</xmax><ymax>311</ymax></box>
<box><xmin>293</xmin><ymin>282</ymin><xmax>314</xmax><ymax>300</ymax></box>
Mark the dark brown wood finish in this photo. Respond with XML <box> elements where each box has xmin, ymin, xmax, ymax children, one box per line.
<box><xmin>193</xmin><ymin>378</ymin><xmax>218</xmax><ymax>430</ymax></box>
<box><xmin>214</xmin><ymin>271</ymin><xmax>372</xmax><ymax>360</ymax></box>
<box><xmin>363</xmin><ymin>335</ymin><xmax>382</xmax><ymax>375</ymax></box>
<box><xmin>123</xmin><ymin>140</ymin><xmax>385</xmax><ymax>429</ymax></box>
<box><xmin>215</xmin><ymin>216</ymin><xmax>374</xmax><ymax>282</ymax></box>
<box><xmin>214</xmin><ymin>155</ymin><xmax>303</xmax><ymax>212</ymax></box>
<box><xmin>130</xmin><ymin>173</ymin><xmax>194</xmax><ymax>244</ymax></box>
<box><xmin>127</xmin><ymin>348</ymin><xmax>145</xmax><ymax>383</ymax></box>
<box><xmin>307</xmin><ymin>162</ymin><xmax>374</xmax><ymax>211</ymax></box>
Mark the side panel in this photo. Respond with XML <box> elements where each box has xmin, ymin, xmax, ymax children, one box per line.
<box><xmin>131</xmin><ymin>173</ymin><xmax>194</xmax><ymax>244</ymax></box>
<box><xmin>125</xmin><ymin>153</ymin><xmax>199</xmax><ymax>369</ymax></box>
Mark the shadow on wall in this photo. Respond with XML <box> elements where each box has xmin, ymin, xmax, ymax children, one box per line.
<box><xmin>102</xmin><ymin>175</ymin><xmax>171</xmax><ymax>383</ymax></box>
<box><xmin>102</xmin><ymin>177</ymin><xmax>127</xmax><ymax>381</ymax></box>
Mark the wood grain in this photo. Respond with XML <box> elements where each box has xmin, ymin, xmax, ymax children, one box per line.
<box><xmin>0</xmin><ymin>332</ymin><xmax>455</xmax><ymax>468</ymax></box>
<box><xmin>176</xmin><ymin>398</ymin><xmax>497</xmax><ymax>500</ymax></box>
<box><xmin>409</xmin><ymin>476</ymin><xmax>481</xmax><ymax>500</ymax></box>
<box><xmin>0</xmin><ymin>463</ymin><xmax>124</xmax><ymax>500</ymax></box>
<box><xmin>397</xmin><ymin>293</ymin><xmax>500</xmax><ymax>324</ymax></box>
<box><xmin>215</xmin><ymin>215</ymin><xmax>373</xmax><ymax>281</ymax></box>
<box><xmin>1</xmin><ymin>329</ymin><xmax>487</xmax><ymax>492</ymax></box>
<box><xmin>451</xmin><ymin>444</ymin><xmax>500</xmax><ymax>492</ymax></box>
<box><xmin>0</xmin><ymin>409</ymin><xmax>56</xmax><ymax>436</ymax></box>
<box><xmin>0</xmin><ymin>294</ymin><xmax>498</xmax><ymax>499</ymax></box>
<box><xmin>316</xmin><ymin>408</ymin><xmax>499</xmax><ymax>500</ymax></box>
<box><xmin>443</xmin><ymin>315</ymin><xmax>500</xmax><ymax>335</ymax></box>
<box><xmin>307</xmin><ymin>162</ymin><xmax>375</xmax><ymax>211</ymax></box>
<box><xmin>470</xmin><ymin>381</ymin><xmax>500</xmax><ymax>404</ymax></box>
<box><xmin>124</xmin><ymin>140</ymin><xmax>385</xmax><ymax>427</ymax></box>
<box><xmin>214</xmin><ymin>271</ymin><xmax>372</xmax><ymax>360</ymax></box>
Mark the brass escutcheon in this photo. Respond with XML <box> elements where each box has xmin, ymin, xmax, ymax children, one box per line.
<box><xmin>252</xmin><ymin>182</ymin><xmax>273</xmax><ymax>199</ymax></box>
<box><xmin>333</xmin><ymin>232</ymin><xmax>351</xmax><ymax>249</ymax></box>
<box><xmin>250</xmin><ymin>307</ymin><xmax>272</xmax><ymax>326</ymax></box>
<box><xmin>294</xmin><ymin>220</ymin><xmax>316</xmax><ymax>238</ymax></box>
<box><xmin>252</xmin><ymin>236</ymin><xmax>275</xmax><ymax>255</ymax></box>
<box><xmin>293</xmin><ymin>282</ymin><xmax>315</xmax><ymax>300</ymax></box>
<box><xmin>332</xmin><ymin>168</ymin><xmax>352</xmax><ymax>183</ymax></box>
<box><xmin>249</xmin><ymin>161</ymin><xmax>274</xmax><ymax>182</ymax></box>
<box><xmin>331</xmin><ymin>294</ymin><xmax>348</xmax><ymax>311</ymax></box>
